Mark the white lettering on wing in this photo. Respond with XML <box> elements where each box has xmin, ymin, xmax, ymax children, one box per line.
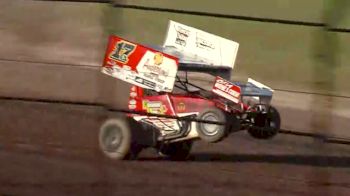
<box><xmin>214</xmin><ymin>80</ymin><xmax>239</xmax><ymax>97</ymax></box>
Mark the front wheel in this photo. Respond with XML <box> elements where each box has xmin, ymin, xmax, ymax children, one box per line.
<box><xmin>247</xmin><ymin>106</ymin><xmax>281</xmax><ymax>139</ymax></box>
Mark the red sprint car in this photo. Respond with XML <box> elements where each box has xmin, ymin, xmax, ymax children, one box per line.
<box><xmin>98</xmin><ymin>21</ymin><xmax>281</xmax><ymax>161</ymax></box>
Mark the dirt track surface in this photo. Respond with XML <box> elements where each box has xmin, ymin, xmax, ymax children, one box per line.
<box><xmin>1</xmin><ymin>100</ymin><xmax>350</xmax><ymax>196</ymax></box>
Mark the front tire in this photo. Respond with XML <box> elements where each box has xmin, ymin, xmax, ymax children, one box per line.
<box><xmin>247</xmin><ymin>106</ymin><xmax>281</xmax><ymax>139</ymax></box>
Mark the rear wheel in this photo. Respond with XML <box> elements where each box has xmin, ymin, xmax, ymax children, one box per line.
<box><xmin>99</xmin><ymin>118</ymin><xmax>133</xmax><ymax>160</ymax></box>
<box><xmin>196</xmin><ymin>107</ymin><xmax>228</xmax><ymax>143</ymax></box>
<box><xmin>247</xmin><ymin>106</ymin><xmax>281</xmax><ymax>139</ymax></box>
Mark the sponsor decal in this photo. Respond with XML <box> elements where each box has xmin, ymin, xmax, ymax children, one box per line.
<box><xmin>177</xmin><ymin>102</ymin><xmax>186</xmax><ymax>111</ymax></box>
<box><xmin>142</xmin><ymin>100</ymin><xmax>168</xmax><ymax>114</ymax></box>
<box><xmin>129</xmin><ymin>99</ymin><xmax>136</xmax><ymax>105</ymax></box>
<box><xmin>135</xmin><ymin>77</ymin><xmax>143</xmax><ymax>83</ymax></box>
<box><xmin>109</xmin><ymin>40</ymin><xmax>136</xmax><ymax>64</ymax></box>
<box><xmin>135</xmin><ymin>77</ymin><xmax>156</xmax><ymax>89</ymax></box>
<box><xmin>126</xmin><ymin>73</ymin><xmax>136</xmax><ymax>80</ymax></box>
<box><xmin>123</xmin><ymin>65</ymin><xmax>132</xmax><ymax>71</ymax></box>
<box><xmin>130</xmin><ymin>92</ymin><xmax>137</xmax><ymax>98</ymax></box>
<box><xmin>143</xmin><ymin>53</ymin><xmax>169</xmax><ymax>79</ymax></box>
<box><xmin>128</xmin><ymin>104</ymin><xmax>136</xmax><ymax>110</ymax></box>
<box><xmin>196</xmin><ymin>32</ymin><xmax>215</xmax><ymax>50</ymax></box>
<box><xmin>212</xmin><ymin>77</ymin><xmax>241</xmax><ymax>103</ymax></box>
<box><xmin>102</xmin><ymin>66</ymin><xmax>114</xmax><ymax>75</ymax></box>
<box><xmin>102</xmin><ymin>65</ymin><xmax>123</xmax><ymax>77</ymax></box>
<box><xmin>175</xmin><ymin>25</ymin><xmax>190</xmax><ymax>46</ymax></box>
<box><xmin>128</xmin><ymin>99</ymin><xmax>137</xmax><ymax>110</ymax></box>
<box><xmin>131</xmin><ymin>86</ymin><xmax>137</xmax><ymax>91</ymax></box>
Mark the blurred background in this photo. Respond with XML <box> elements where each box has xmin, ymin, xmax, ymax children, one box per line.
<box><xmin>1</xmin><ymin>0</ymin><xmax>349</xmax><ymax>136</ymax></box>
<box><xmin>0</xmin><ymin>1</ymin><xmax>350</xmax><ymax>195</ymax></box>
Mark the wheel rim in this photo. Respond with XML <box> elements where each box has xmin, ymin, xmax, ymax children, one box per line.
<box><xmin>200</xmin><ymin>113</ymin><xmax>220</xmax><ymax>136</ymax></box>
<box><xmin>102</xmin><ymin>125</ymin><xmax>123</xmax><ymax>152</ymax></box>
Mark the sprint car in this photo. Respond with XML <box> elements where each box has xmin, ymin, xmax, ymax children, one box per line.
<box><xmin>98</xmin><ymin>20</ymin><xmax>281</xmax><ymax>161</ymax></box>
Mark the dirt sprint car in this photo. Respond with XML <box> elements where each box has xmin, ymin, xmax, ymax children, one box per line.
<box><xmin>99</xmin><ymin>20</ymin><xmax>281</xmax><ymax>161</ymax></box>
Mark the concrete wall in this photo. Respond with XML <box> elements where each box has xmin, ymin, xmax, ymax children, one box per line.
<box><xmin>0</xmin><ymin>0</ymin><xmax>130</xmax><ymax>108</ymax></box>
<box><xmin>122</xmin><ymin>0</ymin><xmax>324</xmax><ymax>24</ymax></box>
<box><xmin>0</xmin><ymin>0</ymin><xmax>106</xmax><ymax>65</ymax></box>
<box><xmin>1</xmin><ymin>0</ymin><xmax>350</xmax><ymax>137</ymax></box>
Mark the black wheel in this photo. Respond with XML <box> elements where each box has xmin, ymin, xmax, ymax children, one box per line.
<box><xmin>99</xmin><ymin>118</ymin><xmax>132</xmax><ymax>160</ymax></box>
<box><xmin>158</xmin><ymin>140</ymin><xmax>193</xmax><ymax>161</ymax></box>
<box><xmin>196</xmin><ymin>107</ymin><xmax>228</xmax><ymax>143</ymax></box>
<box><xmin>247</xmin><ymin>106</ymin><xmax>281</xmax><ymax>139</ymax></box>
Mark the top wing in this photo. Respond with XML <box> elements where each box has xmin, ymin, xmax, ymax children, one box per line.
<box><xmin>148</xmin><ymin>45</ymin><xmax>232</xmax><ymax>80</ymax></box>
<box><xmin>163</xmin><ymin>20</ymin><xmax>239</xmax><ymax>70</ymax></box>
<box><xmin>101</xmin><ymin>35</ymin><xmax>179</xmax><ymax>92</ymax></box>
